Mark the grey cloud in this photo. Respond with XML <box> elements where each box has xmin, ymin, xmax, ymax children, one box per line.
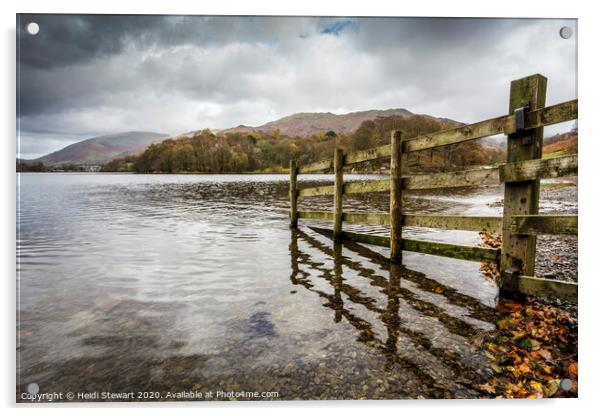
<box><xmin>17</xmin><ymin>15</ymin><xmax>577</xmax><ymax>158</ymax></box>
<box><xmin>17</xmin><ymin>14</ymin><xmax>320</xmax><ymax>69</ymax></box>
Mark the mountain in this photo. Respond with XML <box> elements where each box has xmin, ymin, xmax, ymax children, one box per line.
<box><xmin>23</xmin><ymin>131</ymin><xmax>169</xmax><ymax>166</ymax></box>
<box><xmin>220</xmin><ymin>108</ymin><xmax>415</xmax><ymax>137</ymax></box>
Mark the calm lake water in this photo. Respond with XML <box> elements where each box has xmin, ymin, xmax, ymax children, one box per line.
<box><xmin>17</xmin><ymin>173</ymin><xmax>512</xmax><ymax>401</ymax></box>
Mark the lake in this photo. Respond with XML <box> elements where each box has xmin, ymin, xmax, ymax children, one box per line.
<box><xmin>17</xmin><ymin>173</ymin><xmax>510</xmax><ymax>401</ymax></box>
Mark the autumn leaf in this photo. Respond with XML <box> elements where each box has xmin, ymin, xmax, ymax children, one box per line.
<box><xmin>568</xmin><ymin>362</ymin><xmax>578</xmax><ymax>378</ymax></box>
<box><xmin>530</xmin><ymin>339</ymin><xmax>541</xmax><ymax>351</ymax></box>
<box><xmin>538</xmin><ymin>349</ymin><xmax>553</xmax><ymax>361</ymax></box>
<box><xmin>478</xmin><ymin>298</ymin><xmax>577</xmax><ymax>398</ymax></box>
<box><xmin>546</xmin><ymin>379</ymin><xmax>561</xmax><ymax>397</ymax></box>
<box><xmin>491</xmin><ymin>364</ymin><xmax>503</xmax><ymax>374</ymax></box>
<box><xmin>478</xmin><ymin>383</ymin><xmax>497</xmax><ymax>394</ymax></box>
<box><xmin>540</xmin><ymin>364</ymin><xmax>553</xmax><ymax>375</ymax></box>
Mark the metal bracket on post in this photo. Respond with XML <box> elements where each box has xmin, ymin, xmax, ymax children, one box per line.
<box><xmin>500</xmin><ymin>257</ymin><xmax>522</xmax><ymax>298</ymax></box>
<box><xmin>514</xmin><ymin>100</ymin><xmax>532</xmax><ymax>144</ymax></box>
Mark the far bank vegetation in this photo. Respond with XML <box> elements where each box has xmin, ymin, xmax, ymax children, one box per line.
<box><xmin>100</xmin><ymin>115</ymin><xmax>574</xmax><ymax>174</ymax></box>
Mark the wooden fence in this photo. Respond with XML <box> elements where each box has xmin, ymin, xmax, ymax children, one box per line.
<box><xmin>288</xmin><ymin>74</ymin><xmax>578</xmax><ymax>302</ymax></box>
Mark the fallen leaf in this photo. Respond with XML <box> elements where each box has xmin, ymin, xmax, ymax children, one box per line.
<box><xmin>491</xmin><ymin>364</ymin><xmax>503</xmax><ymax>374</ymax></box>
<box><xmin>478</xmin><ymin>383</ymin><xmax>497</xmax><ymax>394</ymax></box>
<box><xmin>568</xmin><ymin>362</ymin><xmax>578</xmax><ymax>378</ymax></box>
<box><xmin>477</xmin><ymin>298</ymin><xmax>578</xmax><ymax>398</ymax></box>
<box><xmin>538</xmin><ymin>349</ymin><xmax>552</xmax><ymax>361</ymax></box>
<box><xmin>546</xmin><ymin>379</ymin><xmax>561</xmax><ymax>397</ymax></box>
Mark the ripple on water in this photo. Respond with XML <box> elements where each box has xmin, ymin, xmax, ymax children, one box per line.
<box><xmin>18</xmin><ymin>173</ymin><xmax>515</xmax><ymax>400</ymax></box>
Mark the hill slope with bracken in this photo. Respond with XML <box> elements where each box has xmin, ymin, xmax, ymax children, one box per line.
<box><xmin>123</xmin><ymin>112</ymin><xmax>500</xmax><ymax>174</ymax></box>
<box><xmin>543</xmin><ymin>131</ymin><xmax>578</xmax><ymax>157</ymax></box>
<box><xmin>23</xmin><ymin>131</ymin><xmax>169</xmax><ymax>166</ymax></box>
<box><xmin>220</xmin><ymin>108</ymin><xmax>418</xmax><ymax>137</ymax></box>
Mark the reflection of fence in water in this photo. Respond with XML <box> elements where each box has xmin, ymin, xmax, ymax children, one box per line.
<box><xmin>288</xmin><ymin>228</ymin><xmax>504</xmax><ymax>396</ymax></box>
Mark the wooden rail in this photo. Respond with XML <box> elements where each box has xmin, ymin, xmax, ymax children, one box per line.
<box><xmin>405</xmin><ymin>214</ymin><xmax>501</xmax><ymax>232</ymax></box>
<box><xmin>289</xmin><ymin>73</ymin><xmax>578</xmax><ymax>302</ymax></box>
<box><xmin>297</xmin><ymin>153</ymin><xmax>577</xmax><ymax>197</ymax></box>
<box><xmin>499</xmin><ymin>154</ymin><xmax>577</xmax><ymax>183</ymax></box>
<box><xmin>404</xmin><ymin>166</ymin><xmax>499</xmax><ymax>190</ymax></box>
<box><xmin>299</xmin><ymin>99</ymin><xmax>577</xmax><ymax>173</ymax></box>
<box><xmin>298</xmin><ymin>211</ymin><xmax>576</xmax><ymax>236</ymax></box>
<box><xmin>297</xmin><ymin>211</ymin><xmax>502</xmax><ymax>231</ymax></box>
<box><xmin>511</xmin><ymin>215</ymin><xmax>577</xmax><ymax>236</ymax></box>
<box><xmin>518</xmin><ymin>275</ymin><xmax>577</xmax><ymax>303</ymax></box>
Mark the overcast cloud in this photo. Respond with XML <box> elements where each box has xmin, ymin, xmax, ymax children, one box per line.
<box><xmin>17</xmin><ymin>15</ymin><xmax>577</xmax><ymax>159</ymax></box>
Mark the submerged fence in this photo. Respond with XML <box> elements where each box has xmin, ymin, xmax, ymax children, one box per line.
<box><xmin>288</xmin><ymin>74</ymin><xmax>578</xmax><ymax>302</ymax></box>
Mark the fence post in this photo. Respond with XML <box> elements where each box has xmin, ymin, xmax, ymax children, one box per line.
<box><xmin>289</xmin><ymin>160</ymin><xmax>298</xmax><ymax>229</ymax></box>
<box><xmin>390</xmin><ymin>131</ymin><xmax>403</xmax><ymax>263</ymax></box>
<box><xmin>501</xmin><ymin>74</ymin><xmax>547</xmax><ymax>293</ymax></box>
<box><xmin>333</xmin><ymin>148</ymin><xmax>344</xmax><ymax>241</ymax></box>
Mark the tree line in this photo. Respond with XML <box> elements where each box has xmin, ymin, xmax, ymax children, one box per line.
<box><xmin>17</xmin><ymin>162</ymin><xmax>89</xmax><ymax>172</ymax></box>
<box><xmin>101</xmin><ymin>115</ymin><xmax>505</xmax><ymax>174</ymax></box>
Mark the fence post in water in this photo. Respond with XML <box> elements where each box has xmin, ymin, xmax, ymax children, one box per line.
<box><xmin>289</xmin><ymin>160</ymin><xmax>298</xmax><ymax>229</ymax></box>
<box><xmin>390</xmin><ymin>130</ymin><xmax>403</xmax><ymax>263</ymax></box>
<box><xmin>333</xmin><ymin>148</ymin><xmax>344</xmax><ymax>242</ymax></box>
<box><xmin>501</xmin><ymin>74</ymin><xmax>547</xmax><ymax>293</ymax></box>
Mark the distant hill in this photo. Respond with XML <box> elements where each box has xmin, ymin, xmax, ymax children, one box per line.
<box><xmin>220</xmin><ymin>108</ymin><xmax>416</xmax><ymax>137</ymax></box>
<box><xmin>543</xmin><ymin>131</ymin><xmax>578</xmax><ymax>157</ymax></box>
<box><xmin>123</xmin><ymin>112</ymin><xmax>500</xmax><ymax>174</ymax></box>
<box><xmin>473</xmin><ymin>130</ymin><xmax>579</xmax><ymax>152</ymax></box>
<box><xmin>22</xmin><ymin>131</ymin><xmax>169</xmax><ymax>166</ymax></box>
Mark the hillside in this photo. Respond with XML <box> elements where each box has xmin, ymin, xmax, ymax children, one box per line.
<box><xmin>105</xmin><ymin>114</ymin><xmax>578</xmax><ymax>175</ymax></box>
<box><xmin>220</xmin><ymin>108</ymin><xmax>416</xmax><ymax>137</ymax></box>
<box><xmin>106</xmin><ymin>114</ymin><xmax>505</xmax><ymax>174</ymax></box>
<box><xmin>543</xmin><ymin>131</ymin><xmax>578</xmax><ymax>157</ymax></box>
<box><xmin>23</xmin><ymin>131</ymin><xmax>169</xmax><ymax>166</ymax></box>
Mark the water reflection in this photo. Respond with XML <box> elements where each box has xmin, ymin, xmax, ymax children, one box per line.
<box><xmin>289</xmin><ymin>228</ymin><xmax>500</xmax><ymax>397</ymax></box>
<box><xmin>16</xmin><ymin>174</ymin><xmax>525</xmax><ymax>400</ymax></box>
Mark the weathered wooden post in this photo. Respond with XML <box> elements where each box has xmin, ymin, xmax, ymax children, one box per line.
<box><xmin>500</xmin><ymin>74</ymin><xmax>547</xmax><ymax>294</ymax></box>
<box><xmin>390</xmin><ymin>130</ymin><xmax>403</xmax><ymax>263</ymax></box>
<box><xmin>289</xmin><ymin>160</ymin><xmax>298</xmax><ymax>229</ymax></box>
<box><xmin>333</xmin><ymin>148</ymin><xmax>344</xmax><ymax>241</ymax></box>
<box><xmin>333</xmin><ymin>242</ymin><xmax>343</xmax><ymax>323</ymax></box>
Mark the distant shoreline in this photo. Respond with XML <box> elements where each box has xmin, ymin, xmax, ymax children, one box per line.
<box><xmin>16</xmin><ymin>171</ymin><xmax>390</xmax><ymax>176</ymax></box>
<box><xmin>16</xmin><ymin>167</ymin><xmax>389</xmax><ymax>175</ymax></box>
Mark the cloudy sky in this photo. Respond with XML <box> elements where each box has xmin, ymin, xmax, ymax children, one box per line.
<box><xmin>17</xmin><ymin>15</ymin><xmax>577</xmax><ymax>159</ymax></box>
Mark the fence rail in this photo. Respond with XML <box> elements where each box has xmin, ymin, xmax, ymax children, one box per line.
<box><xmin>298</xmin><ymin>99</ymin><xmax>577</xmax><ymax>173</ymax></box>
<box><xmin>297</xmin><ymin>153</ymin><xmax>577</xmax><ymax>197</ymax></box>
<box><xmin>289</xmin><ymin>74</ymin><xmax>578</xmax><ymax>302</ymax></box>
<box><xmin>511</xmin><ymin>215</ymin><xmax>578</xmax><ymax>236</ymax></box>
<box><xmin>297</xmin><ymin>211</ymin><xmax>503</xmax><ymax>231</ymax></box>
